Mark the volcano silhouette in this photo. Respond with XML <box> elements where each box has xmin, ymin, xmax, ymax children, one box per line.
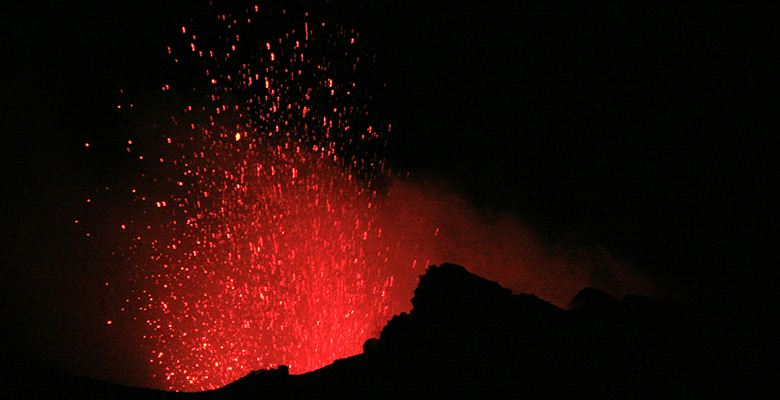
<box><xmin>2</xmin><ymin>264</ymin><xmax>772</xmax><ymax>399</ymax></box>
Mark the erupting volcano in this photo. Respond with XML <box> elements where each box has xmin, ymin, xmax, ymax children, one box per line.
<box><xmin>78</xmin><ymin>6</ymin><xmax>412</xmax><ymax>391</ymax></box>
<box><xmin>3</xmin><ymin>1</ymin><xmax>772</xmax><ymax>397</ymax></box>
<box><xmin>8</xmin><ymin>1</ymin><xmax>665</xmax><ymax>393</ymax></box>
<box><xmin>63</xmin><ymin>3</ymin><xmax>658</xmax><ymax>391</ymax></box>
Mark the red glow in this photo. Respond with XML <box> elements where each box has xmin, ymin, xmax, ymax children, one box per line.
<box><xmin>77</xmin><ymin>4</ymin><xmax>652</xmax><ymax>392</ymax></box>
<box><xmin>94</xmin><ymin>8</ymin><xmax>408</xmax><ymax>392</ymax></box>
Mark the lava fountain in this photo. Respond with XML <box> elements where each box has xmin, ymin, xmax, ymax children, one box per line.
<box><xmin>82</xmin><ymin>5</ymin><xmax>410</xmax><ymax>391</ymax></box>
<box><xmin>73</xmin><ymin>3</ymin><xmax>653</xmax><ymax>392</ymax></box>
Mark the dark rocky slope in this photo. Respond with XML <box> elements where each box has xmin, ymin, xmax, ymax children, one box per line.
<box><xmin>208</xmin><ymin>263</ymin><xmax>776</xmax><ymax>399</ymax></box>
<box><xmin>4</xmin><ymin>263</ymin><xmax>774</xmax><ymax>399</ymax></box>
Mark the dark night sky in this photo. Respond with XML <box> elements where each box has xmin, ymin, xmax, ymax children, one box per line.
<box><xmin>356</xmin><ymin>1</ymin><xmax>777</xmax><ymax>296</ymax></box>
<box><xmin>1</xmin><ymin>0</ymin><xmax>776</xmax><ymax>383</ymax></box>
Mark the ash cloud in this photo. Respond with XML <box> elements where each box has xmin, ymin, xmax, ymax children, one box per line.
<box><xmin>377</xmin><ymin>175</ymin><xmax>654</xmax><ymax>309</ymax></box>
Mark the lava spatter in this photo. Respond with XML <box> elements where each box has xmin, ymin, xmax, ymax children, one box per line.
<box><xmin>75</xmin><ymin>3</ymin><xmax>655</xmax><ymax>392</ymax></box>
<box><xmin>99</xmin><ymin>5</ymin><xmax>399</xmax><ymax>391</ymax></box>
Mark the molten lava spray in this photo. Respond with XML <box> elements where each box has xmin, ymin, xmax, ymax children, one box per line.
<box><xmin>80</xmin><ymin>7</ymin><xmax>412</xmax><ymax>391</ymax></box>
<box><xmin>72</xmin><ymin>4</ymin><xmax>651</xmax><ymax>392</ymax></box>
